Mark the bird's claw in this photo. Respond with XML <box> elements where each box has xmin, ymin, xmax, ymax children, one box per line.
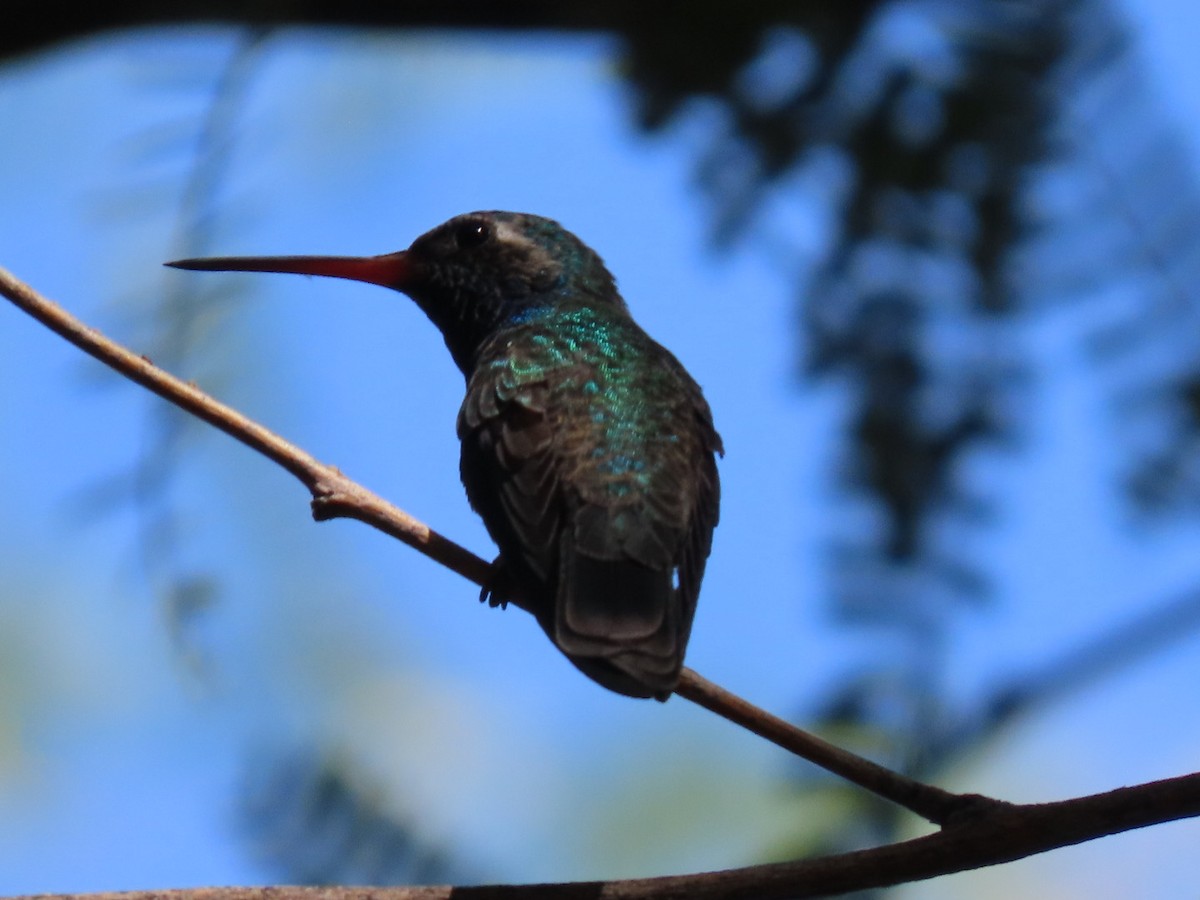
<box><xmin>480</xmin><ymin>557</ymin><xmax>513</xmax><ymax>609</ymax></box>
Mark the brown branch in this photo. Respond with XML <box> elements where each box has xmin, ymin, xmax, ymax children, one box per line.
<box><xmin>674</xmin><ymin>669</ymin><xmax>984</xmax><ymax>824</ymax></box>
<box><xmin>0</xmin><ymin>264</ymin><xmax>968</xmax><ymax>822</ymax></box>
<box><xmin>4</xmin><ymin>264</ymin><xmax>1200</xmax><ymax>894</ymax></box>
<box><xmin>0</xmin><ymin>265</ymin><xmax>494</xmax><ymax>597</ymax></box>
<box><xmin>8</xmin><ymin>774</ymin><xmax>1200</xmax><ymax>898</ymax></box>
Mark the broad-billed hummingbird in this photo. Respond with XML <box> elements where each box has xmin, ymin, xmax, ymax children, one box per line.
<box><xmin>167</xmin><ymin>211</ymin><xmax>722</xmax><ymax>700</ymax></box>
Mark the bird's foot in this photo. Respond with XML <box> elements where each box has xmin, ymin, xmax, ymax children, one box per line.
<box><xmin>479</xmin><ymin>557</ymin><xmax>514</xmax><ymax>609</ymax></box>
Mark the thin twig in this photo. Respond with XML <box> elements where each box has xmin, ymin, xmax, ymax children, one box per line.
<box><xmin>135</xmin><ymin>28</ymin><xmax>274</xmax><ymax>668</ymax></box>
<box><xmin>0</xmin><ymin>264</ymin><xmax>973</xmax><ymax>823</ymax></box>
<box><xmin>674</xmin><ymin>669</ymin><xmax>994</xmax><ymax>824</ymax></box>
<box><xmin>0</xmin><ymin>265</ymin><xmax>494</xmax><ymax>596</ymax></box>
<box><xmin>963</xmin><ymin>585</ymin><xmax>1200</xmax><ymax>751</ymax></box>
<box><xmin>4</xmin><ymin>266</ymin><xmax>1200</xmax><ymax>893</ymax></box>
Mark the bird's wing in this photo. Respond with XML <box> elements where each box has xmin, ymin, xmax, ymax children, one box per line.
<box><xmin>554</xmin><ymin>363</ymin><xmax>722</xmax><ymax>692</ymax></box>
<box><xmin>458</xmin><ymin>332</ymin><xmax>721</xmax><ymax>698</ymax></box>
<box><xmin>457</xmin><ymin>361</ymin><xmax>562</xmax><ymax>587</ymax></box>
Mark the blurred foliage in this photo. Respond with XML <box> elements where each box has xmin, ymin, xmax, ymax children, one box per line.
<box><xmin>241</xmin><ymin>749</ymin><xmax>471</xmax><ymax>886</ymax></box>
<box><xmin>615</xmin><ymin>0</ymin><xmax>1200</xmax><ymax>867</ymax></box>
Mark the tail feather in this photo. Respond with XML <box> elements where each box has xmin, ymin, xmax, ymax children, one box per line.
<box><xmin>552</xmin><ymin>538</ymin><xmax>684</xmax><ymax>698</ymax></box>
<box><xmin>561</xmin><ymin>553</ymin><xmax>668</xmax><ymax>641</ymax></box>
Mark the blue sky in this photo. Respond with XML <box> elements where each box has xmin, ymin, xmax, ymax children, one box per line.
<box><xmin>1</xmin><ymin>5</ymin><xmax>1199</xmax><ymax>896</ymax></box>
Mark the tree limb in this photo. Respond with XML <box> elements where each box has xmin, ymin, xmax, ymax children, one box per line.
<box><xmin>8</xmin><ymin>773</ymin><xmax>1200</xmax><ymax>897</ymax></box>
<box><xmin>2</xmin><ymin>264</ymin><xmax>972</xmax><ymax>821</ymax></box>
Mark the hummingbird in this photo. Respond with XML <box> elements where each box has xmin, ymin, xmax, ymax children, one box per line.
<box><xmin>167</xmin><ymin>211</ymin><xmax>722</xmax><ymax>700</ymax></box>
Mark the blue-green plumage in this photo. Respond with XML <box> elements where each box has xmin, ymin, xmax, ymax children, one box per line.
<box><xmin>459</xmin><ymin>296</ymin><xmax>720</xmax><ymax>698</ymax></box>
<box><xmin>166</xmin><ymin>211</ymin><xmax>722</xmax><ymax>699</ymax></box>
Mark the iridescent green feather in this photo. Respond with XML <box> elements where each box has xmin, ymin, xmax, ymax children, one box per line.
<box><xmin>458</xmin><ymin>300</ymin><xmax>720</xmax><ymax>698</ymax></box>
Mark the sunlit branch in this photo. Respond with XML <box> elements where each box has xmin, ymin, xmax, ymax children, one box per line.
<box><xmin>0</xmin><ymin>264</ymin><xmax>964</xmax><ymax>823</ymax></box>
<box><xmin>4</xmin><ymin>265</ymin><xmax>1200</xmax><ymax>897</ymax></box>
<box><xmin>7</xmin><ymin>774</ymin><xmax>1200</xmax><ymax>897</ymax></box>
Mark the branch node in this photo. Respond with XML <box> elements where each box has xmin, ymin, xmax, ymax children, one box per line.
<box><xmin>939</xmin><ymin>793</ymin><xmax>1015</xmax><ymax>829</ymax></box>
<box><xmin>311</xmin><ymin>495</ymin><xmax>336</xmax><ymax>522</ymax></box>
<box><xmin>311</xmin><ymin>484</ymin><xmax>351</xmax><ymax>522</ymax></box>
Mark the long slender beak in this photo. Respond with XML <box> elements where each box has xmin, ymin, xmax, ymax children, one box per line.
<box><xmin>164</xmin><ymin>251</ymin><xmax>415</xmax><ymax>290</ymax></box>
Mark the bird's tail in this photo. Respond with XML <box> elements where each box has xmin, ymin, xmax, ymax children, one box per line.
<box><xmin>552</xmin><ymin>545</ymin><xmax>684</xmax><ymax>700</ymax></box>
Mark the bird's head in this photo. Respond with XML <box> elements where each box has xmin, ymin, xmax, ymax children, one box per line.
<box><xmin>166</xmin><ymin>211</ymin><xmax>623</xmax><ymax>372</ymax></box>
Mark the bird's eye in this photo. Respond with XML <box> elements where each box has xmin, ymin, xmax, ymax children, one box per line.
<box><xmin>455</xmin><ymin>220</ymin><xmax>491</xmax><ymax>249</ymax></box>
